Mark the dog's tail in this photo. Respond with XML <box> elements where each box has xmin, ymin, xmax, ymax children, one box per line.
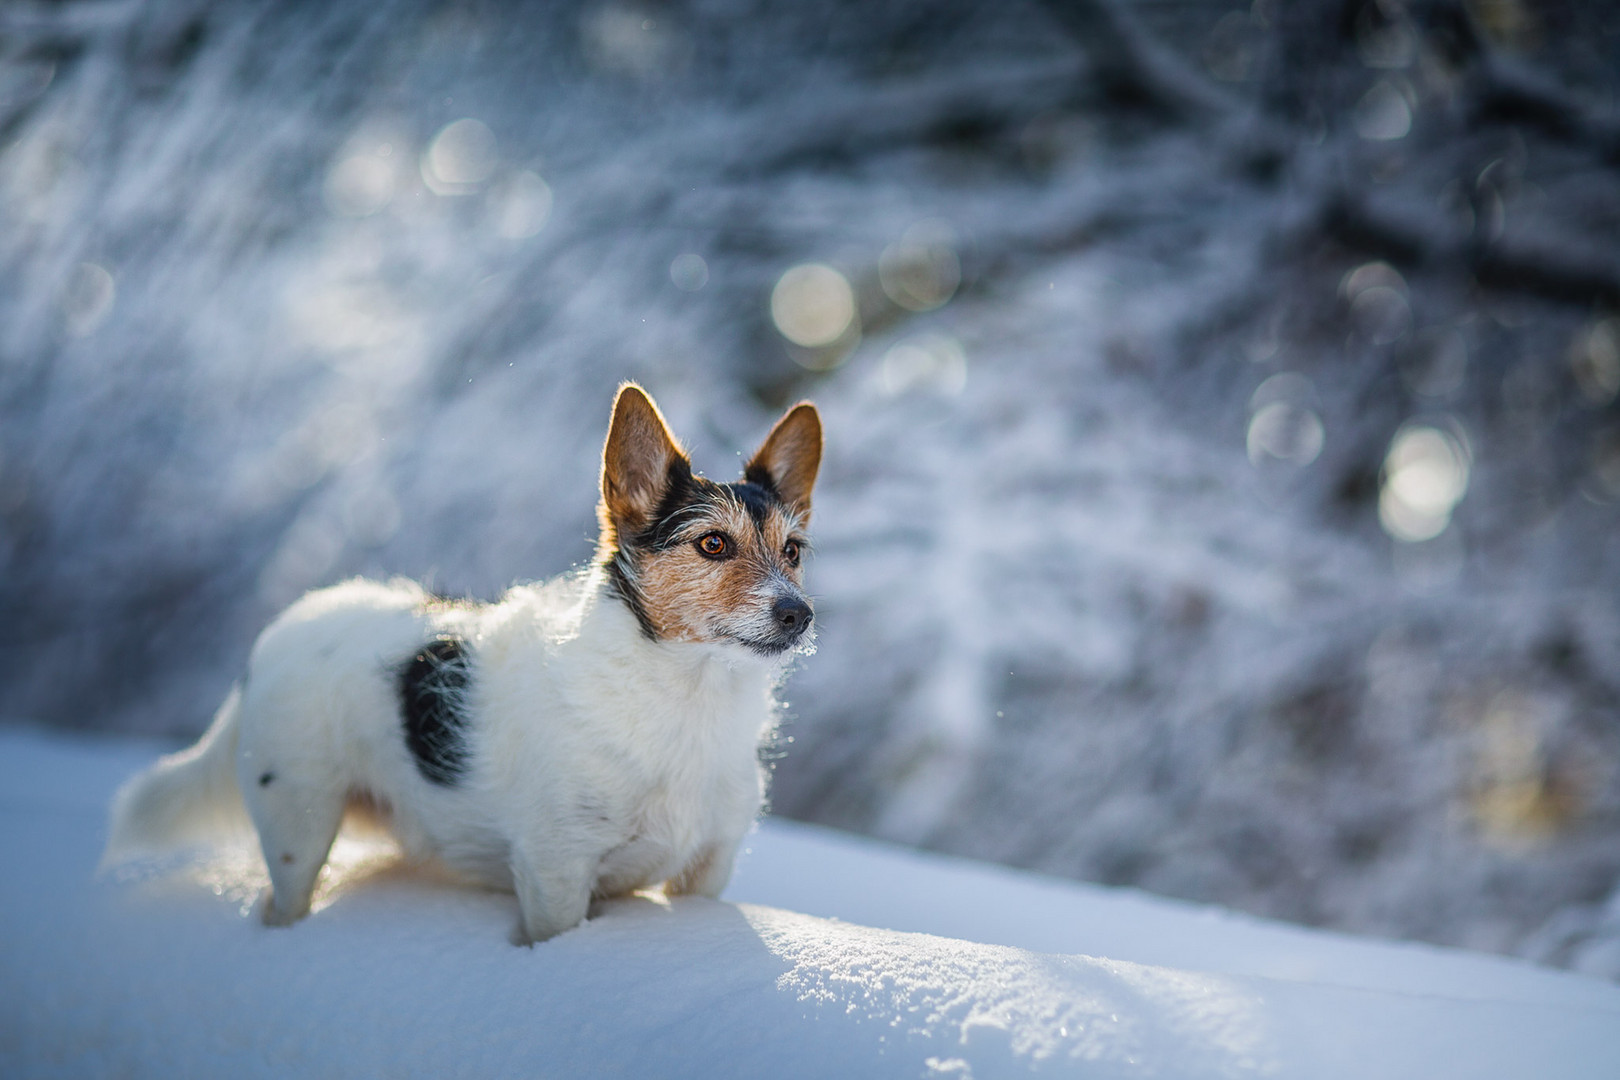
<box><xmin>103</xmin><ymin>685</ymin><xmax>251</xmax><ymax>865</ymax></box>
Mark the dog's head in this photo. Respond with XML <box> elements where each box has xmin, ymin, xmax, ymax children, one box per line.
<box><xmin>597</xmin><ymin>384</ymin><xmax>821</xmax><ymax>658</ymax></box>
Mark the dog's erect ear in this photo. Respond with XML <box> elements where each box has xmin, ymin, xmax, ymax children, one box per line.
<box><xmin>601</xmin><ymin>384</ymin><xmax>687</xmax><ymax>540</ymax></box>
<box><xmin>744</xmin><ymin>402</ymin><xmax>821</xmax><ymax>518</ymax></box>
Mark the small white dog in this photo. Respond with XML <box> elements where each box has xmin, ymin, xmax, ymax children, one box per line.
<box><xmin>105</xmin><ymin>384</ymin><xmax>821</xmax><ymax>943</ymax></box>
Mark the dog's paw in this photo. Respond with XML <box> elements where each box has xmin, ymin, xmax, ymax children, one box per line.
<box><xmin>510</xmin><ymin>917</ymin><xmax>578</xmax><ymax>946</ymax></box>
<box><xmin>256</xmin><ymin>886</ymin><xmax>300</xmax><ymax>927</ymax></box>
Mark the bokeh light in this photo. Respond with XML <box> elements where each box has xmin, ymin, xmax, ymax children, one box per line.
<box><xmin>1353</xmin><ymin>80</ymin><xmax>1412</xmax><ymax>141</ymax></box>
<box><xmin>487</xmin><ymin>170</ymin><xmax>552</xmax><ymax>239</ymax></box>
<box><xmin>1246</xmin><ymin>373</ymin><xmax>1324</xmax><ymax>467</ymax></box>
<box><xmin>881</xmin><ymin>333</ymin><xmax>967</xmax><ymax>396</ymax></box>
<box><xmin>1340</xmin><ymin>261</ymin><xmax>1405</xmax><ymax>299</ymax></box>
<box><xmin>1379</xmin><ymin>422</ymin><xmax>1470</xmax><ymax>542</ymax></box>
<box><xmin>61</xmin><ymin>261</ymin><xmax>114</xmax><ymax>337</ymax></box>
<box><xmin>1469</xmin><ymin>690</ymin><xmax>1569</xmax><ymax>849</ymax></box>
<box><xmin>770</xmin><ymin>263</ymin><xmax>856</xmax><ymax>349</ymax></box>
<box><xmin>669</xmin><ymin>253</ymin><xmax>708</xmax><ymax>292</ymax></box>
<box><xmin>1571</xmin><ymin>318</ymin><xmax>1620</xmax><ymax>406</ymax></box>
<box><xmin>1351</xmin><ymin>286</ymin><xmax>1412</xmax><ymax>344</ymax></box>
<box><xmin>1342</xmin><ymin>262</ymin><xmax>1412</xmax><ymax>345</ymax></box>
<box><xmin>879</xmin><ymin>221</ymin><xmax>961</xmax><ymax>312</ymax></box>
<box><xmin>422</xmin><ymin>118</ymin><xmax>498</xmax><ymax>194</ymax></box>
<box><xmin>325</xmin><ymin>151</ymin><xmax>396</xmax><ymax>218</ymax></box>
<box><xmin>1247</xmin><ymin>402</ymin><xmax>1325</xmax><ymax>467</ymax></box>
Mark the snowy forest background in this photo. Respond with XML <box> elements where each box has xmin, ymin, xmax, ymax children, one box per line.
<box><xmin>2</xmin><ymin>0</ymin><xmax>1618</xmax><ymax>978</ymax></box>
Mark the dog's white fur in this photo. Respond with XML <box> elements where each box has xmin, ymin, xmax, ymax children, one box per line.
<box><xmin>105</xmin><ymin>385</ymin><xmax>818</xmax><ymax>943</ymax></box>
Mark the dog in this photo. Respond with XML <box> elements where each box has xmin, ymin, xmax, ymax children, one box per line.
<box><xmin>105</xmin><ymin>384</ymin><xmax>821</xmax><ymax>943</ymax></box>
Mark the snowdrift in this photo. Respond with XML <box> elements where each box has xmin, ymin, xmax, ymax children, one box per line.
<box><xmin>3</xmin><ymin>727</ymin><xmax>1618</xmax><ymax>1079</ymax></box>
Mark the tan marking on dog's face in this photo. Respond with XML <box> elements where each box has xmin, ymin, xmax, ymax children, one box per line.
<box><xmin>630</xmin><ymin>486</ymin><xmax>811</xmax><ymax>652</ymax></box>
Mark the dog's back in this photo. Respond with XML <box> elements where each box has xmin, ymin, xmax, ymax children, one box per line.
<box><xmin>103</xmin><ymin>579</ymin><xmax>438</xmax><ymax>861</ymax></box>
<box><xmin>236</xmin><ymin>578</ymin><xmax>503</xmax><ymax>919</ymax></box>
<box><xmin>239</xmin><ymin>577</ymin><xmax>453</xmax><ymax>798</ymax></box>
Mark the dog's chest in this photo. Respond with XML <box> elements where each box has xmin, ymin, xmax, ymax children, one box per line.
<box><xmin>588</xmin><ymin>695</ymin><xmax>763</xmax><ymax>891</ymax></box>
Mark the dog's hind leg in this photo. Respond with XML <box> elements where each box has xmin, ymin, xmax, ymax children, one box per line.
<box><xmin>242</xmin><ymin>776</ymin><xmax>345</xmax><ymax>926</ymax></box>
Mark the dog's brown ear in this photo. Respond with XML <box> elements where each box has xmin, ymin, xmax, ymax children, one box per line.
<box><xmin>744</xmin><ymin>402</ymin><xmax>821</xmax><ymax>519</ymax></box>
<box><xmin>601</xmin><ymin>384</ymin><xmax>687</xmax><ymax>542</ymax></box>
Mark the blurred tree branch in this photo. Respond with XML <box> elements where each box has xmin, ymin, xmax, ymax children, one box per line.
<box><xmin>1412</xmin><ymin>0</ymin><xmax>1620</xmax><ymax>162</ymax></box>
<box><xmin>1031</xmin><ymin>0</ymin><xmax>1234</xmax><ymax>121</ymax></box>
<box><xmin>1320</xmin><ymin>189</ymin><xmax>1620</xmax><ymax>309</ymax></box>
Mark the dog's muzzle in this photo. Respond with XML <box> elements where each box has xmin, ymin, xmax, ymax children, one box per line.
<box><xmin>734</xmin><ymin>595</ymin><xmax>813</xmax><ymax>655</ymax></box>
<box><xmin>771</xmin><ymin>597</ymin><xmax>813</xmax><ymax>640</ymax></box>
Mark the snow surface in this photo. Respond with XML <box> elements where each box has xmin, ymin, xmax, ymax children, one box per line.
<box><xmin>4</xmin><ymin>727</ymin><xmax>1618</xmax><ymax>1079</ymax></box>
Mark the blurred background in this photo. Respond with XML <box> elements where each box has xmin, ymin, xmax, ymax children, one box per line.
<box><xmin>3</xmin><ymin>0</ymin><xmax>1619</xmax><ymax>977</ymax></box>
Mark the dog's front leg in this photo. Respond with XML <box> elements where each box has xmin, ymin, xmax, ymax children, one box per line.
<box><xmin>509</xmin><ymin>838</ymin><xmax>592</xmax><ymax>945</ymax></box>
<box><xmin>665</xmin><ymin>836</ymin><xmax>741</xmax><ymax>900</ymax></box>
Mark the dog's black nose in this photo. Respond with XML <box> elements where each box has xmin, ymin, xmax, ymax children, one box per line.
<box><xmin>772</xmin><ymin>597</ymin><xmax>812</xmax><ymax>636</ymax></box>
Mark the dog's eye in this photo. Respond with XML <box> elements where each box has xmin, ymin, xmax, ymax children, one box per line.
<box><xmin>696</xmin><ymin>533</ymin><xmax>731</xmax><ymax>559</ymax></box>
<box><xmin>783</xmin><ymin>540</ymin><xmax>801</xmax><ymax>567</ymax></box>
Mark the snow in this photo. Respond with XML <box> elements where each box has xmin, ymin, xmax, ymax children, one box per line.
<box><xmin>4</xmin><ymin>727</ymin><xmax>1618</xmax><ymax>1079</ymax></box>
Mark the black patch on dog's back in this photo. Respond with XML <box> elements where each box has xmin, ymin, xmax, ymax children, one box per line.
<box><xmin>399</xmin><ymin>637</ymin><xmax>472</xmax><ymax>786</ymax></box>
